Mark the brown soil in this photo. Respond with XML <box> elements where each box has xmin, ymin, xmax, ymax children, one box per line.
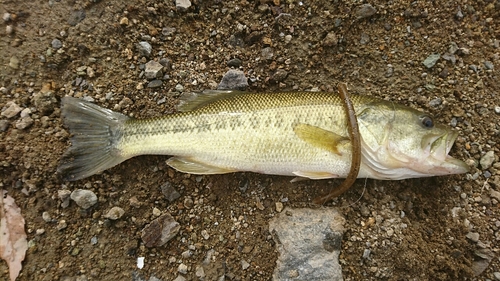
<box><xmin>1</xmin><ymin>0</ymin><xmax>499</xmax><ymax>280</ymax></box>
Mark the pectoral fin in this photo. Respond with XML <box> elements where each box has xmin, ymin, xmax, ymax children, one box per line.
<box><xmin>166</xmin><ymin>157</ymin><xmax>236</xmax><ymax>174</ymax></box>
<box><xmin>293</xmin><ymin>123</ymin><xmax>349</xmax><ymax>155</ymax></box>
<box><xmin>292</xmin><ymin>171</ymin><xmax>339</xmax><ymax>180</ymax></box>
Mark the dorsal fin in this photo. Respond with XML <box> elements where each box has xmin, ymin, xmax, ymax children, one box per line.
<box><xmin>177</xmin><ymin>90</ymin><xmax>246</xmax><ymax>112</ymax></box>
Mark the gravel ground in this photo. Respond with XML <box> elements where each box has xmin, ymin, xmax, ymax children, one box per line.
<box><xmin>1</xmin><ymin>0</ymin><xmax>499</xmax><ymax>280</ymax></box>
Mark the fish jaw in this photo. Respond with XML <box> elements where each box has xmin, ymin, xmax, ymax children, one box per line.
<box><xmin>423</xmin><ymin>129</ymin><xmax>469</xmax><ymax>176</ymax></box>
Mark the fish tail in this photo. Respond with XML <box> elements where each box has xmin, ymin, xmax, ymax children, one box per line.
<box><xmin>58</xmin><ymin>97</ymin><xmax>129</xmax><ymax>181</ymax></box>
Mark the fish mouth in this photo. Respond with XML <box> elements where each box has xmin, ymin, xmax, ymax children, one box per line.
<box><xmin>427</xmin><ymin>129</ymin><xmax>469</xmax><ymax>175</ymax></box>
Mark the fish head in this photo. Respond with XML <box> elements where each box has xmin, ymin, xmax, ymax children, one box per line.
<box><xmin>358</xmin><ymin>100</ymin><xmax>469</xmax><ymax>180</ymax></box>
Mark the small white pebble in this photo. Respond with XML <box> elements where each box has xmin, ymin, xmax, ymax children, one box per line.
<box><xmin>137</xmin><ymin>257</ymin><xmax>145</xmax><ymax>269</ymax></box>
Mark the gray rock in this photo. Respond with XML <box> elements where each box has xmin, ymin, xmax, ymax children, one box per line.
<box><xmin>480</xmin><ymin>151</ymin><xmax>495</xmax><ymax>169</ymax></box>
<box><xmin>144</xmin><ymin>60</ymin><xmax>164</xmax><ymax>80</ymax></box>
<box><xmin>484</xmin><ymin>61</ymin><xmax>494</xmax><ymax>70</ymax></box>
<box><xmin>269</xmin><ymin>208</ymin><xmax>345</xmax><ymax>281</ymax></box>
<box><xmin>466</xmin><ymin>232</ymin><xmax>480</xmax><ymax>243</ymax></box>
<box><xmin>472</xmin><ymin>248</ymin><xmax>494</xmax><ymax>276</ymax></box>
<box><xmin>0</xmin><ymin>120</ymin><xmax>9</xmax><ymax>132</ymax></box>
<box><xmin>493</xmin><ymin>272</ymin><xmax>500</xmax><ymax>281</ymax></box>
<box><xmin>261</xmin><ymin>47</ymin><xmax>274</xmax><ymax>60</ymax></box>
<box><xmin>423</xmin><ymin>54</ymin><xmax>440</xmax><ymax>68</ymax></box>
<box><xmin>33</xmin><ymin>91</ymin><xmax>57</xmax><ymax>116</ymax></box>
<box><xmin>52</xmin><ymin>39</ymin><xmax>62</xmax><ymax>49</ymax></box>
<box><xmin>147</xmin><ymin>80</ymin><xmax>163</xmax><ymax>88</ymax></box>
<box><xmin>104</xmin><ymin>206</ymin><xmax>125</xmax><ymax>220</ymax></box>
<box><xmin>355</xmin><ymin>4</ymin><xmax>377</xmax><ymax>20</ymax></box>
<box><xmin>217</xmin><ymin>69</ymin><xmax>248</xmax><ymax>90</ymax></box>
<box><xmin>176</xmin><ymin>0</ymin><xmax>191</xmax><ymax>11</ymax></box>
<box><xmin>58</xmin><ymin>189</ymin><xmax>72</xmax><ymax>208</ymax></box>
<box><xmin>161</xmin><ymin>182</ymin><xmax>181</xmax><ymax>202</ymax></box>
<box><xmin>162</xmin><ymin>27</ymin><xmax>176</xmax><ymax>36</ymax></box>
<box><xmin>70</xmin><ymin>189</ymin><xmax>98</xmax><ymax>209</ymax></box>
<box><xmin>68</xmin><ymin>9</ymin><xmax>86</xmax><ymax>26</ymax></box>
<box><xmin>490</xmin><ymin>189</ymin><xmax>500</xmax><ymax>202</ymax></box>
<box><xmin>495</xmin><ymin>106</ymin><xmax>500</xmax><ymax>114</ymax></box>
<box><xmin>1</xmin><ymin>101</ymin><xmax>22</xmax><ymax>118</ymax></box>
<box><xmin>137</xmin><ymin>41</ymin><xmax>152</xmax><ymax>58</ymax></box>
<box><xmin>175</xmin><ymin>84</ymin><xmax>184</xmax><ymax>92</ymax></box>
<box><xmin>15</xmin><ymin>116</ymin><xmax>33</xmax><ymax>130</ymax></box>
<box><xmin>141</xmin><ymin>212</ymin><xmax>180</xmax><ymax>247</ymax></box>
<box><xmin>227</xmin><ymin>58</ymin><xmax>242</xmax><ymax>68</ymax></box>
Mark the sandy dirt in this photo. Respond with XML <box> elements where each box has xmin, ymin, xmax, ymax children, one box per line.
<box><xmin>1</xmin><ymin>0</ymin><xmax>499</xmax><ymax>280</ymax></box>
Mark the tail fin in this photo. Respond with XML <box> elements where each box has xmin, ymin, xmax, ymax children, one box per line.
<box><xmin>58</xmin><ymin>97</ymin><xmax>129</xmax><ymax>181</ymax></box>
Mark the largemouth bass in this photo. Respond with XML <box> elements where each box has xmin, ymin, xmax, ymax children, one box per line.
<box><xmin>58</xmin><ymin>91</ymin><xmax>469</xmax><ymax>181</ymax></box>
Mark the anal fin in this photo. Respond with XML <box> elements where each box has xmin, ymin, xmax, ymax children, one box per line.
<box><xmin>166</xmin><ymin>157</ymin><xmax>236</xmax><ymax>175</ymax></box>
<box><xmin>292</xmin><ymin>171</ymin><xmax>339</xmax><ymax>180</ymax></box>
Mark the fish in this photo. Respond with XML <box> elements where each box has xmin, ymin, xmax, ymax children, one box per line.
<box><xmin>57</xmin><ymin>90</ymin><xmax>469</xmax><ymax>181</ymax></box>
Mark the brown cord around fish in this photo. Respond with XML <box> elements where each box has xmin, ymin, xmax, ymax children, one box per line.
<box><xmin>313</xmin><ymin>83</ymin><xmax>361</xmax><ymax>204</ymax></box>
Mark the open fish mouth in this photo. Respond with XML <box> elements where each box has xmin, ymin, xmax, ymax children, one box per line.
<box><xmin>428</xmin><ymin>130</ymin><xmax>469</xmax><ymax>175</ymax></box>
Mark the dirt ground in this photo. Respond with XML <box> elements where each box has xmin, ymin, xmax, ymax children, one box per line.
<box><xmin>1</xmin><ymin>0</ymin><xmax>499</xmax><ymax>280</ymax></box>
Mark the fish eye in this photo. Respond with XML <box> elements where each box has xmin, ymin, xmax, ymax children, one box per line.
<box><xmin>420</xmin><ymin>115</ymin><xmax>434</xmax><ymax>128</ymax></box>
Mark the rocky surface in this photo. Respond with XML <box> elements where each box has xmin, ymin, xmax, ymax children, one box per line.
<box><xmin>1</xmin><ymin>0</ymin><xmax>499</xmax><ymax>280</ymax></box>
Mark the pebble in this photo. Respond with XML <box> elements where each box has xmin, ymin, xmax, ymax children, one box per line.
<box><xmin>162</xmin><ymin>27</ymin><xmax>176</xmax><ymax>36</ymax></box>
<box><xmin>9</xmin><ymin>56</ymin><xmax>19</xmax><ymax>69</ymax></box>
<box><xmin>147</xmin><ymin>80</ymin><xmax>163</xmax><ymax>88</ymax></box>
<box><xmin>6</xmin><ymin>25</ymin><xmax>13</xmax><ymax>35</ymax></box>
<box><xmin>70</xmin><ymin>189</ymin><xmax>98</xmax><ymax>209</ymax></box>
<box><xmin>241</xmin><ymin>259</ymin><xmax>250</xmax><ymax>270</ymax></box>
<box><xmin>141</xmin><ymin>212</ymin><xmax>180</xmax><ymax>247</ymax></box>
<box><xmin>52</xmin><ymin>39</ymin><xmax>63</xmax><ymax>49</ymax></box>
<box><xmin>1</xmin><ymin>101</ymin><xmax>22</xmax><ymax>118</ymax></box>
<box><xmin>161</xmin><ymin>182</ymin><xmax>181</xmax><ymax>202</ymax></box>
<box><xmin>261</xmin><ymin>47</ymin><xmax>274</xmax><ymax>60</ymax></box>
<box><xmin>484</xmin><ymin>61</ymin><xmax>494</xmax><ymax>70</ymax></box>
<box><xmin>3</xmin><ymin>12</ymin><xmax>11</xmax><ymax>22</ymax></box>
<box><xmin>272</xmin><ymin>69</ymin><xmax>288</xmax><ymax>82</ymax></box>
<box><xmin>33</xmin><ymin>90</ymin><xmax>57</xmax><ymax>116</ymax></box>
<box><xmin>175</xmin><ymin>84</ymin><xmax>184</xmax><ymax>92</ymax></box>
<box><xmin>176</xmin><ymin>0</ymin><xmax>191</xmax><ymax>11</ymax></box>
<box><xmin>137</xmin><ymin>41</ymin><xmax>152</xmax><ymax>58</ymax></box>
<box><xmin>227</xmin><ymin>58</ymin><xmax>242</xmax><ymax>68</ymax></box>
<box><xmin>104</xmin><ymin>206</ymin><xmax>125</xmax><ymax>220</ymax></box>
<box><xmin>178</xmin><ymin>263</ymin><xmax>188</xmax><ymax>274</ymax></box>
<box><xmin>195</xmin><ymin>266</ymin><xmax>205</xmax><ymax>278</ymax></box>
<box><xmin>422</xmin><ymin>54</ymin><xmax>440</xmax><ymax>68</ymax></box>
<box><xmin>42</xmin><ymin>212</ymin><xmax>52</xmax><ymax>222</ymax></box>
<box><xmin>57</xmin><ymin>220</ymin><xmax>68</xmax><ymax>231</ymax></box>
<box><xmin>0</xmin><ymin>120</ymin><xmax>9</xmax><ymax>132</ymax></box>
<box><xmin>493</xmin><ymin>272</ymin><xmax>500</xmax><ymax>280</ymax></box>
<box><xmin>144</xmin><ymin>60</ymin><xmax>164</xmax><ymax>79</ymax></box>
<box><xmin>275</xmin><ymin>202</ymin><xmax>284</xmax><ymax>212</ymax></box>
<box><xmin>119</xmin><ymin>17</ymin><xmax>129</xmax><ymax>26</ymax></box>
<box><xmin>284</xmin><ymin>34</ymin><xmax>292</xmax><ymax>43</ymax></box>
<box><xmin>152</xmin><ymin>207</ymin><xmax>162</xmax><ymax>217</ymax></box>
<box><xmin>58</xmin><ymin>189</ymin><xmax>72</xmax><ymax>208</ymax></box>
<box><xmin>36</xmin><ymin>229</ymin><xmax>45</xmax><ymax>235</ymax></box>
<box><xmin>490</xmin><ymin>189</ymin><xmax>500</xmax><ymax>202</ymax></box>
<box><xmin>173</xmin><ymin>276</ymin><xmax>186</xmax><ymax>281</ymax></box>
<box><xmin>495</xmin><ymin>106</ymin><xmax>500</xmax><ymax>114</ymax></box>
<box><xmin>201</xmin><ymin>229</ymin><xmax>210</xmax><ymax>240</ymax></box>
<box><xmin>68</xmin><ymin>9</ymin><xmax>86</xmax><ymax>26</ymax></box>
<box><xmin>355</xmin><ymin>4</ymin><xmax>377</xmax><ymax>19</ymax></box>
<box><xmin>480</xmin><ymin>151</ymin><xmax>495</xmax><ymax>169</ymax></box>
<box><xmin>466</xmin><ymin>232</ymin><xmax>480</xmax><ymax>243</ymax></box>
<box><xmin>217</xmin><ymin>69</ymin><xmax>248</xmax><ymax>90</ymax></box>
<box><xmin>15</xmin><ymin>116</ymin><xmax>34</xmax><ymax>130</ymax></box>
<box><xmin>323</xmin><ymin>32</ymin><xmax>337</xmax><ymax>47</ymax></box>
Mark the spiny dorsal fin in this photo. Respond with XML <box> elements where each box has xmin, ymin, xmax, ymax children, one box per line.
<box><xmin>177</xmin><ymin>90</ymin><xmax>246</xmax><ymax>112</ymax></box>
<box><xmin>293</xmin><ymin>123</ymin><xmax>349</xmax><ymax>155</ymax></box>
